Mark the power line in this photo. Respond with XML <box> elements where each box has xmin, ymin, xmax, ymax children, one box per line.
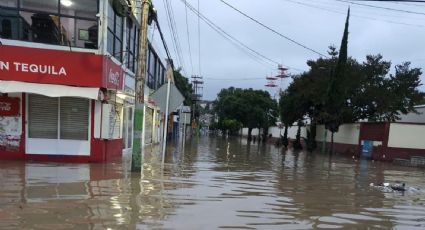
<box><xmin>284</xmin><ymin>0</ymin><xmax>425</xmax><ymax>28</ymax></box>
<box><xmin>197</xmin><ymin>0</ymin><xmax>202</xmax><ymax>76</ymax></box>
<box><xmin>167</xmin><ymin>0</ymin><xmax>187</xmax><ymax>70</ymax></box>
<box><xmin>181</xmin><ymin>0</ymin><xmax>278</xmax><ymax>68</ymax></box>
<box><xmin>204</xmin><ymin>77</ymin><xmax>266</xmax><ymax>81</ymax></box>
<box><xmin>351</xmin><ymin>0</ymin><xmax>425</xmax><ymax>9</ymax></box>
<box><xmin>153</xmin><ymin>17</ymin><xmax>174</xmax><ymax>70</ymax></box>
<box><xmin>218</xmin><ymin>0</ymin><xmax>328</xmax><ymax>57</ymax></box>
<box><xmin>162</xmin><ymin>0</ymin><xmax>181</xmax><ymax>67</ymax></box>
<box><xmin>353</xmin><ymin>0</ymin><xmax>425</xmax><ymax>3</ymax></box>
<box><xmin>184</xmin><ymin>0</ymin><xmax>194</xmax><ymax>74</ymax></box>
<box><xmin>335</xmin><ymin>0</ymin><xmax>425</xmax><ymax>15</ymax></box>
<box><xmin>163</xmin><ymin>0</ymin><xmax>186</xmax><ymax>71</ymax></box>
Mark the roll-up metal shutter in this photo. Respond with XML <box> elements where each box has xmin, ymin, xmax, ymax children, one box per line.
<box><xmin>60</xmin><ymin>97</ymin><xmax>89</xmax><ymax>140</ymax></box>
<box><xmin>28</xmin><ymin>94</ymin><xmax>58</xmax><ymax>139</ymax></box>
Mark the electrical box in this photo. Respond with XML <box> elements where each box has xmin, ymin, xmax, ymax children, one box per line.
<box><xmin>101</xmin><ymin>104</ymin><xmax>113</xmax><ymax>139</ymax></box>
<box><xmin>101</xmin><ymin>103</ymin><xmax>122</xmax><ymax>139</ymax></box>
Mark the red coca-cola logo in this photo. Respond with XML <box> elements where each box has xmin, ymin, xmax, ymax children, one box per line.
<box><xmin>0</xmin><ymin>97</ymin><xmax>19</xmax><ymax>116</ymax></box>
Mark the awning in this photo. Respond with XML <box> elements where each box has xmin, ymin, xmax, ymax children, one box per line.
<box><xmin>0</xmin><ymin>80</ymin><xmax>100</xmax><ymax>100</ymax></box>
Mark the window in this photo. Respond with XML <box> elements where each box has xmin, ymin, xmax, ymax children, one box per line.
<box><xmin>146</xmin><ymin>45</ymin><xmax>166</xmax><ymax>90</ymax></box>
<box><xmin>20</xmin><ymin>0</ymin><xmax>58</xmax><ymax>13</ymax></box>
<box><xmin>0</xmin><ymin>0</ymin><xmax>17</xmax><ymax>7</ymax></box>
<box><xmin>0</xmin><ymin>0</ymin><xmax>99</xmax><ymax>49</ymax></box>
<box><xmin>60</xmin><ymin>0</ymin><xmax>97</xmax><ymax>20</ymax></box>
<box><xmin>28</xmin><ymin>94</ymin><xmax>89</xmax><ymax>141</ymax></box>
<box><xmin>107</xmin><ymin>1</ymin><xmax>124</xmax><ymax>62</ymax></box>
<box><xmin>1</xmin><ymin>19</ymin><xmax>12</xmax><ymax>38</ymax></box>
<box><xmin>124</xmin><ymin>21</ymin><xmax>139</xmax><ymax>73</ymax></box>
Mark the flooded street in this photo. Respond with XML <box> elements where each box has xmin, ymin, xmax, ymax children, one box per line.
<box><xmin>1</xmin><ymin>137</ymin><xmax>425</xmax><ymax>229</ymax></box>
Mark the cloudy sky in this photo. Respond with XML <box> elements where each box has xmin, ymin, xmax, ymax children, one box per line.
<box><xmin>149</xmin><ymin>0</ymin><xmax>425</xmax><ymax>100</ymax></box>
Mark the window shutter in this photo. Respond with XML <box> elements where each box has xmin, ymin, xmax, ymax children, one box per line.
<box><xmin>28</xmin><ymin>94</ymin><xmax>58</xmax><ymax>139</ymax></box>
<box><xmin>60</xmin><ymin>97</ymin><xmax>89</xmax><ymax>140</ymax></box>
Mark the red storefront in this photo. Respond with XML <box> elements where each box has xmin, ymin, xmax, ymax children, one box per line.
<box><xmin>0</xmin><ymin>45</ymin><xmax>127</xmax><ymax>162</ymax></box>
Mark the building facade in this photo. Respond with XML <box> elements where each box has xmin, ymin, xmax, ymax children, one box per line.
<box><xmin>0</xmin><ymin>0</ymin><xmax>166</xmax><ymax>162</ymax></box>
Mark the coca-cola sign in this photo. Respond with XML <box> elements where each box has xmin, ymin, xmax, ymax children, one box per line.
<box><xmin>103</xmin><ymin>57</ymin><xmax>124</xmax><ymax>90</ymax></box>
<box><xmin>0</xmin><ymin>97</ymin><xmax>20</xmax><ymax>116</ymax></box>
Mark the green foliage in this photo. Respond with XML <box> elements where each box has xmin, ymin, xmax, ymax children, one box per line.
<box><xmin>174</xmin><ymin>70</ymin><xmax>193</xmax><ymax>106</ymax></box>
<box><xmin>277</xmin><ymin>9</ymin><xmax>423</xmax><ymax>152</ymax></box>
<box><xmin>322</xmin><ymin>8</ymin><xmax>350</xmax><ymax>135</ymax></box>
<box><xmin>214</xmin><ymin>87</ymin><xmax>278</xmax><ymax>140</ymax></box>
<box><xmin>218</xmin><ymin>119</ymin><xmax>243</xmax><ymax>136</ymax></box>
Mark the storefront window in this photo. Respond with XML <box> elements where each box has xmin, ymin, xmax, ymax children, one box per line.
<box><xmin>0</xmin><ymin>0</ymin><xmax>99</xmax><ymax>49</ymax></box>
<box><xmin>28</xmin><ymin>94</ymin><xmax>89</xmax><ymax>141</ymax></box>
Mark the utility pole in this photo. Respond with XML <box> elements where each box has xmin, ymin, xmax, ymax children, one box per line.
<box><xmin>191</xmin><ymin>75</ymin><xmax>203</xmax><ymax>134</ymax></box>
<box><xmin>132</xmin><ymin>0</ymin><xmax>152</xmax><ymax>171</ymax></box>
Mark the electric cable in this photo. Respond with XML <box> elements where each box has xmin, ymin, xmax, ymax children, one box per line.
<box><xmin>219</xmin><ymin>0</ymin><xmax>328</xmax><ymax>57</ymax></box>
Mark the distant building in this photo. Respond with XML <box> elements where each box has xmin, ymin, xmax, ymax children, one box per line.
<box><xmin>398</xmin><ymin>105</ymin><xmax>425</xmax><ymax>123</ymax></box>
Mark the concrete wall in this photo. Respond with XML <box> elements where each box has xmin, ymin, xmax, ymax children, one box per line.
<box><xmin>315</xmin><ymin>124</ymin><xmax>360</xmax><ymax>145</ymax></box>
<box><xmin>241</xmin><ymin>128</ymin><xmax>259</xmax><ymax>136</ymax></box>
<box><xmin>268</xmin><ymin>126</ymin><xmax>306</xmax><ymax>139</ymax></box>
<box><xmin>388</xmin><ymin>123</ymin><xmax>425</xmax><ymax>149</ymax></box>
<box><xmin>242</xmin><ymin>126</ymin><xmax>307</xmax><ymax>139</ymax></box>
<box><xmin>242</xmin><ymin>124</ymin><xmax>358</xmax><ymax>144</ymax></box>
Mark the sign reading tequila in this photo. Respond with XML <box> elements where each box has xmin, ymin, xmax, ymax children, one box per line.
<box><xmin>0</xmin><ymin>61</ymin><xmax>67</xmax><ymax>76</ymax></box>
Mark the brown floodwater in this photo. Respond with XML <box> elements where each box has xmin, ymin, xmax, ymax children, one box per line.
<box><xmin>1</xmin><ymin>137</ymin><xmax>425</xmax><ymax>229</ymax></box>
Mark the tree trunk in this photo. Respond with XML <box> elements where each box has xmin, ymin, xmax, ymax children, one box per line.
<box><xmin>330</xmin><ymin>131</ymin><xmax>335</xmax><ymax>154</ymax></box>
<box><xmin>248</xmin><ymin>127</ymin><xmax>253</xmax><ymax>141</ymax></box>
<box><xmin>262</xmin><ymin>127</ymin><xmax>268</xmax><ymax>143</ymax></box>
<box><xmin>306</xmin><ymin>122</ymin><xmax>317</xmax><ymax>152</ymax></box>
<box><xmin>283</xmin><ymin>125</ymin><xmax>289</xmax><ymax>148</ymax></box>
<box><xmin>294</xmin><ymin>123</ymin><xmax>302</xmax><ymax>150</ymax></box>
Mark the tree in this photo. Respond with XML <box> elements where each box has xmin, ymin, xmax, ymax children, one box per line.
<box><xmin>322</xmin><ymin>8</ymin><xmax>350</xmax><ymax>154</ymax></box>
<box><xmin>276</xmin><ymin>8</ymin><xmax>423</xmax><ymax>154</ymax></box>
<box><xmin>174</xmin><ymin>70</ymin><xmax>193</xmax><ymax>106</ymax></box>
<box><xmin>218</xmin><ymin>119</ymin><xmax>242</xmax><ymax>136</ymax></box>
<box><xmin>215</xmin><ymin>87</ymin><xmax>278</xmax><ymax>141</ymax></box>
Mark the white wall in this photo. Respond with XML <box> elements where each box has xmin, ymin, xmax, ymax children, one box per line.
<box><xmin>268</xmin><ymin>126</ymin><xmax>306</xmax><ymax>139</ymax></box>
<box><xmin>241</xmin><ymin>128</ymin><xmax>259</xmax><ymax>136</ymax></box>
<box><xmin>242</xmin><ymin>126</ymin><xmax>306</xmax><ymax>139</ymax></box>
<box><xmin>316</xmin><ymin>124</ymin><xmax>360</xmax><ymax>145</ymax></box>
<box><xmin>388</xmin><ymin>123</ymin><xmax>425</xmax><ymax>149</ymax></box>
<box><xmin>242</xmin><ymin>123</ymin><xmax>359</xmax><ymax>145</ymax></box>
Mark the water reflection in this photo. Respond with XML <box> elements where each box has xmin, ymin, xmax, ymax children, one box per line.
<box><xmin>1</xmin><ymin>137</ymin><xmax>425</xmax><ymax>229</ymax></box>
